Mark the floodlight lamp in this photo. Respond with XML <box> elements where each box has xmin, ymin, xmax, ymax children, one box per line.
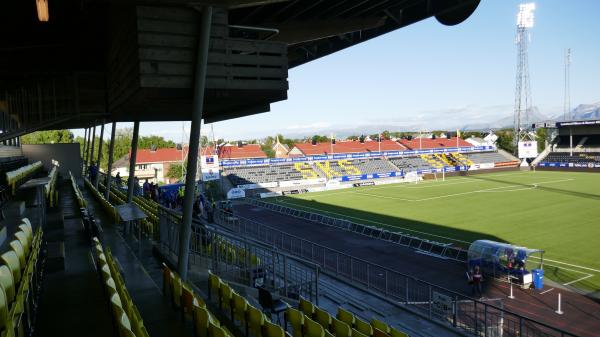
<box><xmin>516</xmin><ymin>3</ymin><xmax>535</xmax><ymax>28</ymax></box>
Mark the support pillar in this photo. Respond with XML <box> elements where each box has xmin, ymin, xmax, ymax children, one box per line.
<box><xmin>178</xmin><ymin>6</ymin><xmax>212</xmax><ymax>281</ymax></box>
<box><xmin>96</xmin><ymin>121</ymin><xmax>105</xmax><ymax>188</ymax></box>
<box><xmin>569</xmin><ymin>127</ymin><xmax>573</xmax><ymax>157</ymax></box>
<box><xmin>90</xmin><ymin>123</ymin><xmax>97</xmax><ymax>168</ymax></box>
<box><xmin>82</xmin><ymin>127</ymin><xmax>88</xmax><ymax>166</ymax></box>
<box><xmin>105</xmin><ymin>122</ymin><xmax>117</xmax><ymax>200</ymax></box>
<box><xmin>85</xmin><ymin>125</ymin><xmax>93</xmax><ymax>171</ymax></box>
<box><xmin>127</xmin><ymin>121</ymin><xmax>140</xmax><ymax>203</ymax></box>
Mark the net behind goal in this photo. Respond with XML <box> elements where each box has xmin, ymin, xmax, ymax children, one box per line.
<box><xmin>404</xmin><ymin>171</ymin><xmax>422</xmax><ymax>184</ymax></box>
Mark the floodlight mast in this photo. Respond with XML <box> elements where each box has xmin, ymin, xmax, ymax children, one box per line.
<box><xmin>513</xmin><ymin>3</ymin><xmax>535</xmax><ymax>148</ymax></box>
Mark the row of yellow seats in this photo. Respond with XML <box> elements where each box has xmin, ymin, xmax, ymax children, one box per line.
<box><xmin>162</xmin><ymin>264</ymin><xmax>235</xmax><ymax>337</ymax></box>
<box><xmin>6</xmin><ymin>162</ymin><xmax>43</xmax><ymax>194</ymax></box>
<box><xmin>291</xmin><ymin>299</ymin><xmax>409</xmax><ymax>337</ymax></box>
<box><xmin>86</xmin><ymin>179</ymin><xmax>119</xmax><ymax>222</ymax></box>
<box><xmin>45</xmin><ymin>167</ymin><xmax>58</xmax><ymax>208</ymax></box>
<box><xmin>0</xmin><ymin>218</ymin><xmax>43</xmax><ymax>337</ymax></box>
<box><xmin>69</xmin><ymin>172</ymin><xmax>87</xmax><ymax>209</ymax></box>
<box><xmin>207</xmin><ymin>271</ymin><xmax>289</xmax><ymax>337</ymax></box>
<box><xmin>93</xmin><ymin>237</ymin><xmax>148</xmax><ymax>337</ymax></box>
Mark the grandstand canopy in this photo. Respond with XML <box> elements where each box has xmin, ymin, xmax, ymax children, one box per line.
<box><xmin>0</xmin><ymin>0</ymin><xmax>480</xmax><ymax>141</ymax></box>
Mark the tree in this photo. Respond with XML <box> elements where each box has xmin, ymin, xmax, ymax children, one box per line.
<box><xmin>535</xmin><ymin>128</ymin><xmax>548</xmax><ymax>153</ymax></box>
<box><xmin>165</xmin><ymin>162</ymin><xmax>184</xmax><ymax>180</ymax></box>
<box><xmin>21</xmin><ymin>130</ymin><xmax>74</xmax><ymax>144</ymax></box>
<box><xmin>495</xmin><ymin>129</ymin><xmax>515</xmax><ymax>153</ymax></box>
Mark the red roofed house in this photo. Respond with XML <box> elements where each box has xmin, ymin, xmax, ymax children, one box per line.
<box><xmin>288</xmin><ymin>139</ymin><xmax>406</xmax><ymax>157</ymax></box>
<box><xmin>218</xmin><ymin>144</ymin><xmax>267</xmax><ymax>159</ymax></box>
<box><xmin>111</xmin><ymin>144</ymin><xmax>266</xmax><ymax>184</ymax></box>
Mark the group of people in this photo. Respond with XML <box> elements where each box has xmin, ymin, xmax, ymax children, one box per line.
<box><xmin>142</xmin><ymin>179</ymin><xmax>160</xmax><ymax>201</ymax></box>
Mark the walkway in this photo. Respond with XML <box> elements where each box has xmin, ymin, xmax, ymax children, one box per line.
<box><xmin>35</xmin><ymin>179</ymin><xmax>113</xmax><ymax>337</ymax></box>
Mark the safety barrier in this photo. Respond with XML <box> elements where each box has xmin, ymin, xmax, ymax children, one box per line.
<box><xmin>214</xmin><ymin>211</ymin><xmax>576</xmax><ymax>337</ymax></box>
<box><xmin>248</xmin><ymin>199</ymin><xmax>466</xmax><ymax>262</ymax></box>
<box><xmin>158</xmin><ymin>207</ymin><xmax>320</xmax><ymax>304</ymax></box>
<box><xmin>69</xmin><ymin>172</ymin><xmax>87</xmax><ymax>209</ymax></box>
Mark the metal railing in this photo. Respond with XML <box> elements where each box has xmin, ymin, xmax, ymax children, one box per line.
<box><xmin>248</xmin><ymin>198</ymin><xmax>467</xmax><ymax>262</ymax></box>
<box><xmin>158</xmin><ymin>207</ymin><xmax>320</xmax><ymax>304</ymax></box>
<box><xmin>215</xmin><ymin>210</ymin><xmax>577</xmax><ymax>337</ymax></box>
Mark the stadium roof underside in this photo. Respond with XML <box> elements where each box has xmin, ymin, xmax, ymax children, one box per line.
<box><xmin>0</xmin><ymin>0</ymin><xmax>480</xmax><ymax>141</ymax></box>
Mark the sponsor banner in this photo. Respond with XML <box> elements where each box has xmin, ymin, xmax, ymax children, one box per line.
<box><xmin>556</xmin><ymin>120</ymin><xmax>600</xmax><ymax>127</ymax></box>
<box><xmin>278</xmin><ymin>178</ymin><xmax>325</xmax><ymax>187</ymax></box>
<box><xmin>259</xmin><ymin>192</ymin><xmax>281</xmax><ymax>198</ymax></box>
<box><xmin>469</xmin><ymin>163</ymin><xmax>495</xmax><ymax>171</ymax></box>
<box><xmin>340</xmin><ymin>171</ymin><xmax>403</xmax><ymax>182</ymax></box>
<box><xmin>282</xmin><ymin>189</ymin><xmax>308</xmax><ymax>196</ymax></box>
<box><xmin>353</xmin><ymin>181</ymin><xmax>375</xmax><ymax>187</ymax></box>
<box><xmin>518</xmin><ymin>141</ymin><xmax>538</xmax><ymax>159</ymax></box>
<box><xmin>219</xmin><ymin>146</ymin><xmax>496</xmax><ymax>167</ymax></box>
<box><xmin>226</xmin><ymin>188</ymin><xmax>245</xmax><ymax>199</ymax></box>
<box><xmin>539</xmin><ymin>162</ymin><xmax>600</xmax><ymax>168</ymax></box>
<box><xmin>237</xmin><ymin>182</ymin><xmax>278</xmax><ymax>190</ymax></box>
<box><xmin>416</xmin><ymin>166</ymin><xmax>468</xmax><ymax>174</ymax></box>
<box><xmin>200</xmin><ymin>154</ymin><xmax>220</xmax><ymax>181</ymax></box>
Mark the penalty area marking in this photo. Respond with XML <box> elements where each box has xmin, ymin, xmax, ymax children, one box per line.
<box><xmin>564</xmin><ymin>274</ymin><xmax>593</xmax><ymax>286</ymax></box>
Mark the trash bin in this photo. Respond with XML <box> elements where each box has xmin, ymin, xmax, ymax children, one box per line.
<box><xmin>532</xmin><ymin>269</ymin><xmax>544</xmax><ymax>289</ymax></box>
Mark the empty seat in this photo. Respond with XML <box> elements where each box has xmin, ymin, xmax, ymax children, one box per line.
<box><xmin>331</xmin><ymin>318</ymin><xmax>351</xmax><ymax>337</ymax></box>
<box><xmin>314</xmin><ymin>307</ymin><xmax>332</xmax><ymax>330</ymax></box>
<box><xmin>370</xmin><ymin>319</ymin><xmax>390</xmax><ymax>334</ymax></box>
<box><xmin>299</xmin><ymin>297</ymin><xmax>315</xmax><ymax>317</ymax></box>
<box><xmin>247</xmin><ymin>305</ymin><xmax>266</xmax><ymax>337</ymax></box>
<box><xmin>304</xmin><ymin>317</ymin><xmax>325</xmax><ymax>337</ymax></box>
<box><xmin>286</xmin><ymin>307</ymin><xmax>304</xmax><ymax>337</ymax></box>
<box><xmin>354</xmin><ymin>318</ymin><xmax>372</xmax><ymax>336</ymax></box>
<box><xmin>336</xmin><ymin>308</ymin><xmax>355</xmax><ymax>328</ymax></box>
<box><xmin>1</xmin><ymin>251</ymin><xmax>21</xmax><ymax>284</ymax></box>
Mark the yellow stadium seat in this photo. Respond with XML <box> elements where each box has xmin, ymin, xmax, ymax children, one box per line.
<box><xmin>314</xmin><ymin>307</ymin><xmax>332</xmax><ymax>330</ymax></box>
<box><xmin>299</xmin><ymin>297</ymin><xmax>315</xmax><ymax>317</ymax></box>
<box><xmin>1</xmin><ymin>251</ymin><xmax>21</xmax><ymax>284</ymax></box>
<box><xmin>354</xmin><ymin>318</ymin><xmax>372</xmax><ymax>336</ymax></box>
<box><xmin>8</xmin><ymin>241</ymin><xmax>25</xmax><ymax>268</ymax></box>
<box><xmin>210</xmin><ymin>321</ymin><xmax>230</xmax><ymax>337</ymax></box>
<box><xmin>13</xmin><ymin>232</ymin><xmax>30</xmax><ymax>259</ymax></box>
<box><xmin>247</xmin><ymin>305</ymin><xmax>266</xmax><ymax>337</ymax></box>
<box><xmin>172</xmin><ymin>274</ymin><xmax>183</xmax><ymax>309</ymax></box>
<box><xmin>208</xmin><ymin>272</ymin><xmax>221</xmax><ymax>302</ymax></box>
<box><xmin>263</xmin><ymin>320</ymin><xmax>285</xmax><ymax>337</ymax></box>
<box><xmin>331</xmin><ymin>318</ymin><xmax>351</xmax><ymax>337</ymax></box>
<box><xmin>370</xmin><ymin>319</ymin><xmax>390</xmax><ymax>334</ymax></box>
<box><xmin>303</xmin><ymin>317</ymin><xmax>325</xmax><ymax>337</ymax></box>
<box><xmin>286</xmin><ymin>307</ymin><xmax>304</xmax><ymax>337</ymax></box>
<box><xmin>0</xmin><ymin>266</ymin><xmax>15</xmax><ymax>304</ymax></box>
<box><xmin>336</xmin><ymin>308</ymin><xmax>355</xmax><ymax>328</ymax></box>
<box><xmin>372</xmin><ymin>328</ymin><xmax>389</xmax><ymax>337</ymax></box>
<box><xmin>181</xmin><ymin>283</ymin><xmax>196</xmax><ymax>318</ymax></box>
<box><xmin>0</xmin><ymin>286</ymin><xmax>15</xmax><ymax>334</ymax></box>
<box><xmin>193</xmin><ymin>303</ymin><xmax>212</xmax><ymax>337</ymax></box>
<box><xmin>219</xmin><ymin>283</ymin><xmax>233</xmax><ymax>314</ymax></box>
<box><xmin>232</xmin><ymin>292</ymin><xmax>248</xmax><ymax>325</ymax></box>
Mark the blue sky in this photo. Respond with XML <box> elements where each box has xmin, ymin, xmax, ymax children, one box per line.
<box><xmin>73</xmin><ymin>0</ymin><xmax>600</xmax><ymax>141</ymax></box>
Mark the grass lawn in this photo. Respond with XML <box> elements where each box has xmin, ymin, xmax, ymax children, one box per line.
<box><xmin>273</xmin><ymin>170</ymin><xmax>600</xmax><ymax>293</ymax></box>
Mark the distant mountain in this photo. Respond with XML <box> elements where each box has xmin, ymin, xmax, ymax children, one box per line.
<box><xmin>569</xmin><ymin>102</ymin><xmax>600</xmax><ymax>120</ymax></box>
<box><xmin>462</xmin><ymin>106</ymin><xmax>550</xmax><ymax>131</ymax></box>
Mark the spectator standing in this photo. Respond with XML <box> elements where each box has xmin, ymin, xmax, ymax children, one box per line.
<box><xmin>470</xmin><ymin>266</ymin><xmax>483</xmax><ymax>298</ymax></box>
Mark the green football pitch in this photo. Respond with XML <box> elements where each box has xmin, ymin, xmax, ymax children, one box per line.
<box><xmin>272</xmin><ymin>170</ymin><xmax>600</xmax><ymax>293</ymax></box>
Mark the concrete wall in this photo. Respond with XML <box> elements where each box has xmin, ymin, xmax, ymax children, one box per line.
<box><xmin>21</xmin><ymin>143</ymin><xmax>82</xmax><ymax>178</ymax></box>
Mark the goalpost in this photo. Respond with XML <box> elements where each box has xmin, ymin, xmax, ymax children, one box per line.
<box><xmin>405</xmin><ymin>171</ymin><xmax>421</xmax><ymax>184</ymax></box>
